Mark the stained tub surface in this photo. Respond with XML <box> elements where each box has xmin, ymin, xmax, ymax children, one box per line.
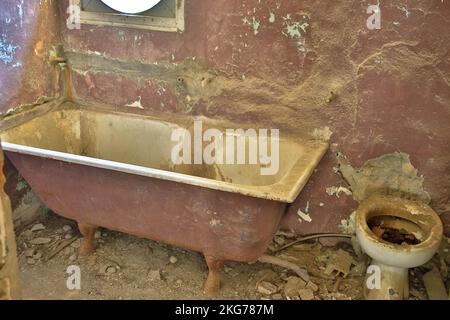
<box><xmin>0</xmin><ymin>107</ymin><xmax>328</xmax><ymax>263</ymax></box>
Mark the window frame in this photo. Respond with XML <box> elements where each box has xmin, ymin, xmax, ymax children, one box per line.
<box><xmin>73</xmin><ymin>0</ymin><xmax>185</xmax><ymax>33</ymax></box>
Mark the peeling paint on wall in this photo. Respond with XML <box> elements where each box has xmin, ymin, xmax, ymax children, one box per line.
<box><xmin>17</xmin><ymin>0</ymin><xmax>24</xmax><ymax>27</ymax></box>
<box><xmin>297</xmin><ymin>201</ymin><xmax>312</xmax><ymax>223</ymax></box>
<box><xmin>326</xmin><ymin>186</ymin><xmax>352</xmax><ymax>198</ymax></box>
<box><xmin>0</xmin><ymin>33</ymin><xmax>19</xmax><ymax>65</ymax></box>
<box><xmin>269</xmin><ymin>12</ymin><xmax>275</xmax><ymax>23</ymax></box>
<box><xmin>282</xmin><ymin>14</ymin><xmax>310</xmax><ymax>53</ymax></box>
<box><xmin>125</xmin><ymin>96</ymin><xmax>144</xmax><ymax>109</ymax></box>
<box><xmin>297</xmin><ymin>209</ymin><xmax>312</xmax><ymax>223</ymax></box>
<box><xmin>312</xmin><ymin>127</ymin><xmax>333</xmax><ymax>141</ymax></box>
<box><xmin>243</xmin><ymin>16</ymin><xmax>261</xmax><ymax>35</ymax></box>
<box><xmin>210</xmin><ymin>218</ymin><xmax>222</xmax><ymax>227</ymax></box>
<box><xmin>339</xmin><ymin>212</ymin><xmax>356</xmax><ymax>235</ymax></box>
<box><xmin>340</xmin><ymin>153</ymin><xmax>431</xmax><ymax>203</ymax></box>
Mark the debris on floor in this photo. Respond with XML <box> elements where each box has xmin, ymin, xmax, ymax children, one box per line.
<box><xmin>422</xmin><ymin>266</ymin><xmax>448</xmax><ymax>300</ymax></box>
<box><xmin>15</xmin><ymin>213</ymin><xmax>450</xmax><ymax>300</ymax></box>
<box><xmin>257</xmin><ymin>281</ymin><xmax>278</xmax><ymax>295</ymax></box>
<box><xmin>283</xmin><ymin>276</ymin><xmax>306</xmax><ymax>298</ymax></box>
<box><xmin>324</xmin><ymin>249</ymin><xmax>354</xmax><ymax>277</ymax></box>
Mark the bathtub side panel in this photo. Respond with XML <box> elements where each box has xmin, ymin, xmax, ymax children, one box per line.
<box><xmin>5</xmin><ymin>152</ymin><xmax>285</xmax><ymax>262</ymax></box>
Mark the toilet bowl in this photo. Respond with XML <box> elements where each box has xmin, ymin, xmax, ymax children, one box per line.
<box><xmin>355</xmin><ymin>195</ymin><xmax>443</xmax><ymax>300</ymax></box>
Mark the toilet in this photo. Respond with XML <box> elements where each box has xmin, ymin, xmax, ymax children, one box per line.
<box><xmin>355</xmin><ymin>194</ymin><xmax>443</xmax><ymax>300</ymax></box>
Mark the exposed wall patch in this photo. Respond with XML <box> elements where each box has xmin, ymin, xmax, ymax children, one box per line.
<box><xmin>340</xmin><ymin>152</ymin><xmax>431</xmax><ymax>203</ymax></box>
<box><xmin>125</xmin><ymin>96</ymin><xmax>144</xmax><ymax>109</ymax></box>
<box><xmin>243</xmin><ymin>16</ymin><xmax>261</xmax><ymax>35</ymax></box>
<box><xmin>0</xmin><ymin>33</ymin><xmax>19</xmax><ymax>65</ymax></box>
<box><xmin>269</xmin><ymin>12</ymin><xmax>276</xmax><ymax>23</ymax></box>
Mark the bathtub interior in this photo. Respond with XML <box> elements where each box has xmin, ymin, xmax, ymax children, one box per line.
<box><xmin>0</xmin><ymin>109</ymin><xmax>307</xmax><ymax>187</ymax></box>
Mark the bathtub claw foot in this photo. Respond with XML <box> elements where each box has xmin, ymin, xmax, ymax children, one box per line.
<box><xmin>204</xmin><ymin>255</ymin><xmax>224</xmax><ymax>294</ymax></box>
<box><xmin>78</xmin><ymin>223</ymin><xmax>97</xmax><ymax>255</ymax></box>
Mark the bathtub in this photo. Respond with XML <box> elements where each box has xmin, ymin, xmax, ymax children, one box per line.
<box><xmin>0</xmin><ymin>105</ymin><xmax>328</xmax><ymax>292</ymax></box>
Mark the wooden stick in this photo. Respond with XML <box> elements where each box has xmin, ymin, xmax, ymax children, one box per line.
<box><xmin>44</xmin><ymin>237</ymin><xmax>78</xmax><ymax>262</ymax></box>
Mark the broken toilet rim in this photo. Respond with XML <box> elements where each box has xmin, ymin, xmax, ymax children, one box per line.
<box><xmin>355</xmin><ymin>194</ymin><xmax>443</xmax><ymax>268</ymax></box>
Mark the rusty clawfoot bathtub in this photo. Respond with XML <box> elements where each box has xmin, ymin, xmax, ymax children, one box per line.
<box><xmin>0</xmin><ymin>105</ymin><xmax>328</xmax><ymax>293</ymax></box>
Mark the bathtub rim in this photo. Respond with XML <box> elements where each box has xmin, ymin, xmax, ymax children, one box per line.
<box><xmin>1</xmin><ymin>140</ymin><xmax>328</xmax><ymax>203</ymax></box>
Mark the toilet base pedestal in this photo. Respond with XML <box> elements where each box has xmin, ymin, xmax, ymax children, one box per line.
<box><xmin>364</xmin><ymin>261</ymin><xmax>409</xmax><ymax>300</ymax></box>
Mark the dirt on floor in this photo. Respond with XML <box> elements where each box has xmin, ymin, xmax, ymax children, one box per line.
<box><xmin>14</xmin><ymin>212</ymin><xmax>450</xmax><ymax>300</ymax></box>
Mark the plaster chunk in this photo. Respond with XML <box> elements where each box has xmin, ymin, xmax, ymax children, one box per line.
<box><xmin>340</xmin><ymin>152</ymin><xmax>430</xmax><ymax>203</ymax></box>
